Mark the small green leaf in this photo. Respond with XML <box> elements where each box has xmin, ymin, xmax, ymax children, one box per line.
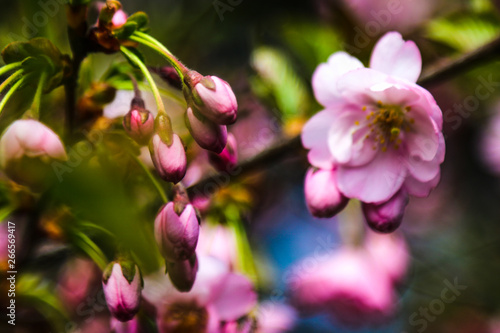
<box><xmin>71</xmin><ymin>231</ymin><xmax>108</xmax><ymax>270</ymax></box>
<box><xmin>114</xmin><ymin>21</ymin><xmax>139</xmax><ymax>40</ymax></box>
<box><xmin>2</xmin><ymin>38</ymin><xmax>62</xmax><ymax>70</ymax></box>
<box><xmin>127</xmin><ymin>12</ymin><xmax>150</xmax><ymax>31</ymax></box>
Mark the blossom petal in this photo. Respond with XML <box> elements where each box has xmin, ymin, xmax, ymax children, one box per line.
<box><xmin>370</xmin><ymin>32</ymin><xmax>422</xmax><ymax>83</ymax></box>
<box><xmin>312</xmin><ymin>52</ymin><xmax>364</xmax><ymax>107</ymax></box>
<box><xmin>327</xmin><ymin>110</ymin><xmax>377</xmax><ymax>166</ymax></box>
<box><xmin>405</xmin><ymin>109</ymin><xmax>440</xmax><ymax>162</ymax></box>
<box><xmin>336</xmin><ymin>68</ymin><xmax>390</xmax><ymax>105</ymax></box>
<box><xmin>404</xmin><ymin>172</ymin><xmax>441</xmax><ymax>197</ymax></box>
<box><xmin>302</xmin><ymin>110</ymin><xmax>337</xmax><ymax>169</ymax></box>
<box><xmin>406</xmin><ymin>132</ymin><xmax>445</xmax><ymax>182</ymax></box>
<box><xmin>337</xmin><ymin>149</ymin><xmax>407</xmax><ymax>203</ymax></box>
<box><xmin>212</xmin><ymin>273</ymin><xmax>257</xmax><ymax>321</ymax></box>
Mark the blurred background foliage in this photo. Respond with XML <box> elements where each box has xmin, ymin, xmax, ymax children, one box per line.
<box><xmin>1</xmin><ymin>0</ymin><xmax>500</xmax><ymax>332</ymax></box>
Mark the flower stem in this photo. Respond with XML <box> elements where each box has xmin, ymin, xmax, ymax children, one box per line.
<box><xmin>30</xmin><ymin>71</ymin><xmax>47</xmax><ymax>119</ymax></box>
<box><xmin>0</xmin><ymin>71</ymin><xmax>27</xmax><ymax>116</ymax></box>
<box><xmin>0</xmin><ymin>69</ymin><xmax>24</xmax><ymax>96</ymax></box>
<box><xmin>130</xmin><ymin>32</ymin><xmax>187</xmax><ymax>80</ymax></box>
<box><xmin>120</xmin><ymin>46</ymin><xmax>165</xmax><ymax>114</ymax></box>
<box><xmin>0</xmin><ymin>62</ymin><xmax>23</xmax><ymax>77</ymax></box>
<box><xmin>129</xmin><ymin>151</ymin><xmax>168</xmax><ymax>203</ymax></box>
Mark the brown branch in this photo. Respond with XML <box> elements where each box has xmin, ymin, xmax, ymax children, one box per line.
<box><xmin>418</xmin><ymin>35</ymin><xmax>500</xmax><ymax>87</ymax></box>
<box><xmin>187</xmin><ymin>35</ymin><xmax>500</xmax><ymax>196</ymax></box>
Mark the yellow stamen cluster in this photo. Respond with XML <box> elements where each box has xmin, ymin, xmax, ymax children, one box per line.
<box><xmin>359</xmin><ymin>102</ymin><xmax>414</xmax><ymax>151</ymax></box>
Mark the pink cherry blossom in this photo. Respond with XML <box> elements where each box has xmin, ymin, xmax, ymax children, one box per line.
<box><xmin>302</xmin><ymin>31</ymin><xmax>445</xmax><ymax>204</ymax></box>
<box><xmin>143</xmin><ymin>256</ymin><xmax>257</xmax><ymax>333</ymax></box>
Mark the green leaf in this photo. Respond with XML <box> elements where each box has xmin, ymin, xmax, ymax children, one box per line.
<box><xmin>114</xmin><ymin>21</ymin><xmax>139</xmax><ymax>40</ymax></box>
<box><xmin>427</xmin><ymin>13</ymin><xmax>500</xmax><ymax>52</ymax></box>
<box><xmin>17</xmin><ymin>274</ymin><xmax>69</xmax><ymax>333</ymax></box>
<box><xmin>251</xmin><ymin>46</ymin><xmax>311</xmax><ymax>120</ymax></box>
<box><xmin>2</xmin><ymin>38</ymin><xmax>62</xmax><ymax>71</ymax></box>
<box><xmin>71</xmin><ymin>231</ymin><xmax>108</xmax><ymax>270</ymax></box>
<box><xmin>127</xmin><ymin>12</ymin><xmax>150</xmax><ymax>32</ymax></box>
<box><xmin>68</xmin><ymin>0</ymin><xmax>91</xmax><ymax>5</ymax></box>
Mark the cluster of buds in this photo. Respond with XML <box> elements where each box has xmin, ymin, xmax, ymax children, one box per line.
<box><xmin>102</xmin><ymin>259</ymin><xmax>143</xmax><ymax>322</ymax></box>
<box><xmin>183</xmin><ymin>70</ymin><xmax>238</xmax><ymax>154</ymax></box>
<box><xmin>155</xmin><ymin>185</ymin><xmax>200</xmax><ymax>291</ymax></box>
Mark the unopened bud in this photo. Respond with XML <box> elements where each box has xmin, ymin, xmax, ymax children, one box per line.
<box><xmin>155</xmin><ymin>202</ymin><xmax>199</xmax><ymax>262</ymax></box>
<box><xmin>362</xmin><ymin>190</ymin><xmax>409</xmax><ymax>233</ymax></box>
<box><xmin>149</xmin><ymin>133</ymin><xmax>186</xmax><ymax>184</ymax></box>
<box><xmin>166</xmin><ymin>254</ymin><xmax>198</xmax><ymax>292</ymax></box>
<box><xmin>102</xmin><ymin>260</ymin><xmax>143</xmax><ymax>322</ymax></box>
<box><xmin>209</xmin><ymin>133</ymin><xmax>238</xmax><ymax>171</ymax></box>
<box><xmin>192</xmin><ymin>76</ymin><xmax>238</xmax><ymax>125</ymax></box>
<box><xmin>304</xmin><ymin>167</ymin><xmax>349</xmax><ymax>218</ymax></box>
<box><xmin>185</xmin><ymin>107</ymin><xmax>227</xmax><ymax>153</ymax></box>
<box><xmin>123</xmin><ymin>109</ymin><xmax>154</xmax><ymax>145</ymax></box>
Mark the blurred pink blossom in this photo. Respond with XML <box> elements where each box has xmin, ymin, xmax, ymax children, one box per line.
<box><xmin>0</xmin><ymin>119</ymin><xmax>67</xmax><ymax>187</ymax></box>
<box><xmin>57</xmin><ymin>258</ymin><xmax>100</xmax><ymax>311</ymax></box>
<box><xmin>197</xmin><ymin>224</ymin><xmax>238</xmax><ymax>270</ymax></box>
<box><xmin>480</xmin><ymin>104</ymin><xmax>500</xmax><ymax>174</ymax></box>
<box><xmin>143</xmin><ymin>255</ymin><xmax>257</xmax><ymax>333</ymax></box>
<box><xmin>256</xmin><ymin>301</ymin><xmax>297</xmax><ymax>333</ymax></box>
<box><xmin>342</xmin><ymin>0</ymin><xmax>434</xmax><ymax>33</ymax></box>
<box><xmin>289</xmin><ymin>231</ymin><xmax>408</xmax><ymax>326</ymax></box>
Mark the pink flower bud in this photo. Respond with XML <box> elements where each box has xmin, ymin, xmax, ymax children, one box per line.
<box><xmin>155</xmin><ymin>202</ymin><xmax>200</xmax><ymax>262</ymax></box>
<box><xmin>362</xmin><ymin>190</ymin><xmax>409</xmax><ymax>233</ymax></box>
<box><xmin>102</xmin><ymin>261</ymin><xmax>143</xmax><ymax>322</ymax></box>
<box><xmin>96</xmin><ymin>2</ymin><xmax>127</xmax><ymax>29</ymax></box>
<box><xmin>166</xmin><ymin>254</ymin><xmax>199</xmax><ymax>292</ymax></box>
<box><xmin>304</xmin><ymin>168</ymin><xmax>349</xmax><ymax>218</ymax></box>
<box><xmin>193</xmin><ymin>76</ymin><xmax>238</xmax><ymax>125</ymax></box>
<box><xmin>149</xmin><ymin>134</ymin><xmax>187</xmax><ymax>184</ymax></box>
<box><xmin>123</xmin><ymin>109</ymin><xmax>154</xmax><ymax>145</ymax></box>
<box><xmin>0</xmin><ymin>119</ymin><xmax>67</xmax><ymax>187</ymax></box>
<box><xmin>111</xmin><ymin>9</ymin><xmax>127</xmax><ymax>28</ymax></box>
<box><xmin>209</xmin><ymin>133</ymin><xmax>238</xmax><ymax>172</ymax></box>
<box><xmin>185</xmin><ymin>107</ymin><xmax>227</xmax><ymax>153</ymax></box>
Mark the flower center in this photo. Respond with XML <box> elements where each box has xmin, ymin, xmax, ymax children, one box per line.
<box><xmin>362</xmin><ymin>102</ymin><xmax>413</xmax><ymax>151</ymax></box>
<box><xmin>161</xmin><ymin>301</ymin><xmax>209</xmax><ymax>333</ymax></box>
